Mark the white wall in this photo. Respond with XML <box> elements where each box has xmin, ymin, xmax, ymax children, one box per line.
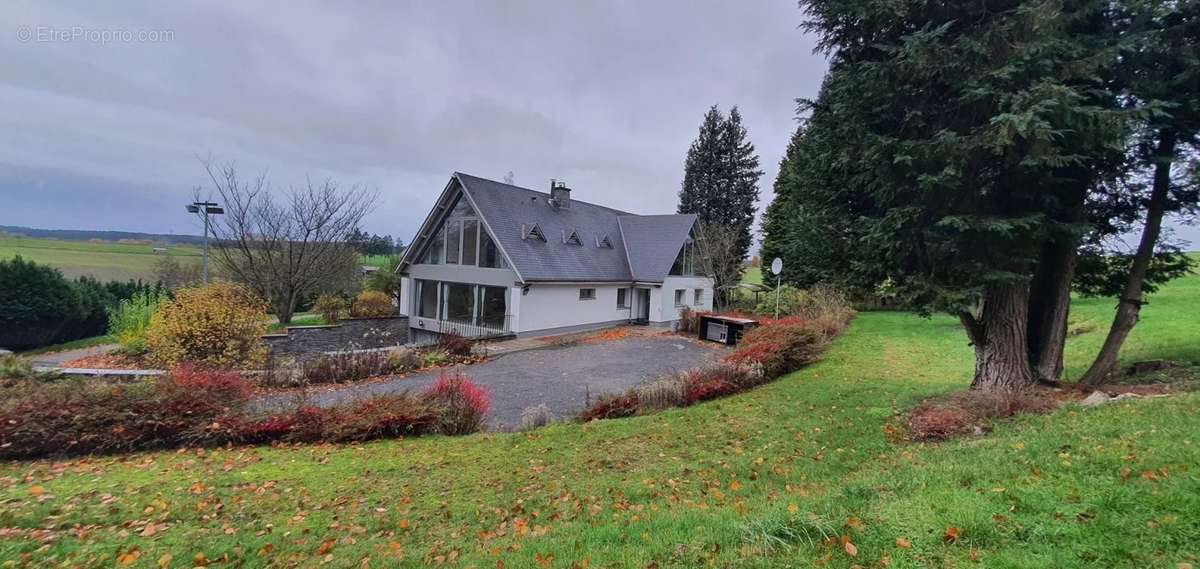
<box><xmin>517</xmin><ymin>283</ymin><xmax>634</xmax><ymax>333</ymax></box>
<box><xmin>657</xmin><ymin>276</ymin><xmax>714</xmax><ymax>322</ymax></box>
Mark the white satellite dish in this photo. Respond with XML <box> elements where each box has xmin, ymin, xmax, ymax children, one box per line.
<box><xmin>770</xmin><ymin>257</ymin><xmax>783</xmax><ymax>276</ymax></box>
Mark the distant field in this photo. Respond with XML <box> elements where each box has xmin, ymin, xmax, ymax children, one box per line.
<box><xmin>0</xmin><ymin>236</ymin><xmax>201</xmax><ymax>282</ymax></box>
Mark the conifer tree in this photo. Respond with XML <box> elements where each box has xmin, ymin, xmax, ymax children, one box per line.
<box><xmin>678</xmin><ymin>105</ymin><xmax>762</xmax><ymax>305</ymax></box>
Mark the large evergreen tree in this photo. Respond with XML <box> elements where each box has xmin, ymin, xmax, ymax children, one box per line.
<box><xmin>1080</xmin><ymin>0</ymin><xmax>1200</xmax><ymax>383</ymax></box>
<box><xmin>678</xmin><ymin>105</ymin><xmax>762</xmax><ymax>305</ymax></box>
<box><xmin>785</xmin><ymin>0</ymin><xmax>1130</xmax><ymax>391</ymax></box>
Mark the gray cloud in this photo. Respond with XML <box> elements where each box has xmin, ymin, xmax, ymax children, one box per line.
<box><xmin>0</xmin><ymin>1</ymin><xmax>825</xmax><ymax>243</ymax></box>
<box><xmin>4</xmin><ymin>2</ymin><xmax>1193</xmax><ymax>249</ymax></box>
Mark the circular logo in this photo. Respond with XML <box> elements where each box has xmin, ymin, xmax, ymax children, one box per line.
<box><xmin>16</xmin><ymin>26</ymin><xmax>32</xmax><ymax>42</ymax></box>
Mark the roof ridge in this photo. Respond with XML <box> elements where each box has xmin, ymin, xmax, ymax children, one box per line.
<box><xmin>454</xmin><ymin>171</ymin><xmax>636</xmax><ymax>217</ymax></box>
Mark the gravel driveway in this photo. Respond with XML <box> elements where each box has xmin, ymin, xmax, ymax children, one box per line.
<box><xmin>258</xmin><ymin>335</ymin><xmax>723</xmax><ymax>429</ymax></box>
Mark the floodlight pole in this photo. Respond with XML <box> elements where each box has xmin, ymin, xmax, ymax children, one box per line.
<box><xmin>188</xmin><ymin>201</ymin><xmax>223</xmax><ymax>284</ymax></box>
<box><xmin>202</xmin><ymin>210</ymin><xmax>210</xmax><ymax>284</ymax></box>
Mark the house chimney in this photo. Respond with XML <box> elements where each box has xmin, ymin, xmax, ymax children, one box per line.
<box><xmin>549</xmin><ymin>179</ymin><xmax>571</xmax><ymax>209</ymax></box>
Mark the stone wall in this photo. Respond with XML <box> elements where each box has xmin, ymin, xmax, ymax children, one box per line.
<box><xmin>263</xmin><ymin>316</ymin><xmax>409</xmax><ymax>362</ymax></box>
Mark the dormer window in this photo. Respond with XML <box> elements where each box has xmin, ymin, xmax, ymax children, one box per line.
<box><xmin>563</xmin><ymin>229</ymin><xmax>583</xmax><ymax>246</ymax></box>
<box><xmin>595</xmin><ymin>235</ymin><xmax>613</xmax><ymax>249</ymax></box>
<box><xmin>523</xmin><ymin>223</ymin><xmax>546</xmax><ymax>242</ymax></box>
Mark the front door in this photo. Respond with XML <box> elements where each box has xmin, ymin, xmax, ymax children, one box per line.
<box><xmin>636</xmin><ymin>288</ymin><xmax>651</xmax><ymax>323</ymax></box>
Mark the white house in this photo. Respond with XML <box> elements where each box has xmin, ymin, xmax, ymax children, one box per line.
<box><xmin>396</xmin><ymin>173</ymin><xmax>714</xmax><ymax>340</ymax></box>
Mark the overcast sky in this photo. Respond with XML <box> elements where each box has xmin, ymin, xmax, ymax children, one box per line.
<box><xmin>4</xmin><ymin>2</ymin><xmax>1195</xmax><ymax>250</ymax></box>
<box><xmin>0</xmin><ymin>1</ymin><xmax>826</xmax><ymax>244</ymax></box>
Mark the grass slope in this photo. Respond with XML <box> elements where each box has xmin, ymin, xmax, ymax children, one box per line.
<box><xmin>0</xmin><ymin>236</ymin><xmax>200</xmax><ymax>282</ymax></box>
<box><xmin>1</xmin><ymin>273</ymin><xmax>1197</xmax><ymax>567</ymax></box>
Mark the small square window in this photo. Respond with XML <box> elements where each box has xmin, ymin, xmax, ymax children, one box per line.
<box><xmin>579</xmin><ymin>288</ymin><xmax>596</xmax><ymax>301</ymax></box>
<box><xmin>616</xmin><ymin>288</ymin><xmax>628</xmax><ymax>308</ymax></box>
<box><xmin>674</xmin><ymin>289</ymin><xmax>685</xmax><ymax>307</ymax></box>
<box><xmin>693</xmin><ymin>289</ymin><xmax>703</xmax><ymax>305</ymax></box>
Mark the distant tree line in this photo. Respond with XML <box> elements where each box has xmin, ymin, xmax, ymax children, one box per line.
<box><xmin>348</xmin><ymin>229</ymin><xmax>403</xmax><ymax>257</ymax></box>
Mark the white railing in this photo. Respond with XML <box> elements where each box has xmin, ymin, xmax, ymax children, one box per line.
<box><xmin>412</xmin><ymin>315</ymin><xmax>512</xmax><ymax>339</ymax></box>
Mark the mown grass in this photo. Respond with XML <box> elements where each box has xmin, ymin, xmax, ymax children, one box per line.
<box><xmin>0</xmin><ymin>269</ymin><xmax>1197</xmax><ymax>567</ymax></box>
<box><xmin>0</xmin><ymin>236</ymin><xmax>200</xmax><ymax>282</ymax></box>
<box><xmin>265</xmin><ymin>313</ymin><xmax>328</xmax><ymax>333</ymax></box>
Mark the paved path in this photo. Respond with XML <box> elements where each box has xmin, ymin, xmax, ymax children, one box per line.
<box><xmin>29</xmin><ymin>344</ymin><xmax>119</xmax><ymax>367</ymax></box>
<box><xmin>258</xmin><ymin>336</ymin><xmax>724</xmax><ymax>430</ymax></box>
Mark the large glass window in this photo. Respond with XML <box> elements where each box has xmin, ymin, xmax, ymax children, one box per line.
<box><xmin>423</xmin><ymin>228</ymin><xmax>444</xmax><ymax>264</ymax></box>
<box><xmin>462</xmin><ymin>220</ymin><xmax>478</xmax><ymax>266</ymax></box>
<box><xmin>416</xmin><ymin>280</ymin><xmax>507</xmax><ymax>330</ymax></box>
<box><xmin>479</xmin><ymin>231</ymin><xmax>504</xmax><ymax>268</ymax></box>
<box><xmin>670</xmin><ymin>239</ymin><xmax>702</xmax><ymax>276</ymax></box>
<box><xmin>417</xmin><ymin>279</ymin><xmax>439</xmax><ymax>318</ymax></box>
<box><xmin>445</xmin><ymin>220</ymin><xmax>461</xmax><ymax>264</ymax></box>
<box><xmin>480</xmin><ymin>286</ymin><xmax>507</xmax><ymax>330</ymax></box>
<box><xmin>442</xmin><ymin>282</ymin><xmax>474</xmax><ymax>323</ymax></box>
<box><xmin>416</xmin><ymin>194</ymin><xmax>511</xmax><ymax>269</ymax></box>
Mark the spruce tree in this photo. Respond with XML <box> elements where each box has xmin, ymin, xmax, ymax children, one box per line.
<box><xmin>787</xmin><ymin>0</ymin><xmax>1130</xmax><ymax>392</ymax></box>
<box><xmin>678</xmin><ymin>105</ymin><xmax>762</xmax><ymax>305</ymax></box>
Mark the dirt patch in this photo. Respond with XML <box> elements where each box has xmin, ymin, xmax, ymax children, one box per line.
<box><xmin>907</xmin><ymin>374</ymin><xmax>1194</xmax><ymax>442</ymax></box>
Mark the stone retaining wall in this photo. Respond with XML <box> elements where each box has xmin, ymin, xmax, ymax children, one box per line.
<box><xmin>263</xmin><ymin>316</ymin><xmax>409</xmax><ymax>362</ymax></box>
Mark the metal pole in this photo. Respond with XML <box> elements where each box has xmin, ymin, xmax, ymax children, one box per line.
<box><xmin>202</xmin><ymin>209</ymin><xmax>210</xmax><ymax>284</ymax></box>
<box><xmin>774</xmin><ymin>275</ymin><xmax>781</xmax><ymax>320</ymax></box>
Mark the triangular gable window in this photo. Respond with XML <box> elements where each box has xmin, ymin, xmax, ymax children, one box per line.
<box><xmin>563</xmin><ymin>229</ymin><xmax>583</xmax><ymax>246</ymax></box>
<box><xmin>596</xmin><ymin>235</ymin><xmax>613</xmax><ymax>248</ymax></box>
<box><xmin>523</xmin><ymin>223</ymin><xmax>546</xmax><ymax>242</ymax></box>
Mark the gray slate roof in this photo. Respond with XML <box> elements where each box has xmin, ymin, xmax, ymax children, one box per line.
<box><xmin>617</xmin><ymin>214</ymin><xmax>698</xmax><ymax>282</ymax></box>
<box><xmin>402</xmin><ymin>173</ymin><xmax>695</xmax><ymax>283</ymax></box>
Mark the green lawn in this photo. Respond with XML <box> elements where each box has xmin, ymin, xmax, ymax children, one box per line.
<box><xmin>17</xmin><ymin>334</ymin><xmax>115</xmax><ymax>356</ymax></box>
<box><xmin>0</xmin><ymin>236</ymin><xmax>201</xmax><ymax>282</ymax></box>
<box><xmin>266</xmin><ymin>313</ymin><xmax>328</xmax><ymax>333</ymax></box>
<box><xmin>743</xmin><ymin>266</ymin><xmax>764</xmax><ymax>285</ymax></box>
<box><xmin>1</xmin><ymin>271</ymin><xmax>1197</xmax><ymax>567</ymax></box>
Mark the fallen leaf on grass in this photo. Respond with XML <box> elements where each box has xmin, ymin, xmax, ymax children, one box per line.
<box><xmin>117</xmin><ymin>548</ymin><xmax>140</xmax><ymax>566</ymax></box>
<box><xmin>895</xmin><ymin>537</ymin><xmax>912</xmax><ymax>548</ymax></box>
<box><xmin>316</xmin><ymin>539</ymin><xmax>336</xmax><ymax>556</ymax></box>
<box><xmin>943</xmin><ymin>526</ymin><xmax>960</xmax><ymax>543</ymax></box>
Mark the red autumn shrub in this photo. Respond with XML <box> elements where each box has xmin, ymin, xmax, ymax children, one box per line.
<box><xmin>323</xmin><ymin>394</ymin><xmax>439</xmax><ymax>441</ymax></box>
<box><xmin>436</xmin><ymin>331</ymin><xmax>474</xmax><ymax>358</ymax></box>
<box><xmin>682</xmin><ymin>364</ymin><xmax>759</xmax><ymax>405</ymax></box>
<box><xmin>422</xmin><ymin>370</ymin><xmax>490</xmax><ymax>435</ymax></box>
<box><xmin>726</xmin><ymin>322</ymin><xmax>827</xmax><ymax>378</ymax></box>
<box><xmin>576</xmin><ymin>392</ymin><xmax>640</xmax><ymax>422</ymax></box>
<box><xmin>0</xmin><ymin>367</ymin><xmax>251</xmax><ymax>459</ymax></box>
<box><xmin>158</xmin><ymin>364</ymin><xmax>251</xmax><ymax>411</ymax></box>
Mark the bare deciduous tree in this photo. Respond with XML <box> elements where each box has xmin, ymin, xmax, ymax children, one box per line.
<box><xmin>200</xmin><ymin>160</ymin><xmax>378</xmax><ymax>324</ymax></box>
<box><xmin>691</xmin><ymin>222</ymin><xmax>745</xmax><ymax>309</ymax></box>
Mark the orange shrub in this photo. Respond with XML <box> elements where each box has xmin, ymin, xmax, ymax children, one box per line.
<box><xmin>145</xmin><ymin>282</ymin><xmax>268</xmax><ymax>367</ymax></box>
<box><xmin>351</xmin><ymin>290</ymin><xmax>395</xmax><ymax>317</ymax></box>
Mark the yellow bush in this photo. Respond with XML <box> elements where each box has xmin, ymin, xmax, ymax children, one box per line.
<box><xmin>351</xmin><ymin>290</ymin><xmax>395</xmax><ymax>318</ymax></box>
<box><xmin>145</xmin><ymin>282</ymin><xmax>269</xmax><ymax>368</ymax></box>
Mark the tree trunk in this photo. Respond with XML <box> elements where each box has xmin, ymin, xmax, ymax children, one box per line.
<box><xmin>1082</xmin><ymin>131</ymin><xmax>1177</xmax><ymax>385</ymax></box>
<box><xmin>1027</xmin><ymin>239</ymin><xmax>1078</xmax><ymax>383</ymax></box>
<box><xmin>961</xmin><ymin>282</ymin><xmax>1038</xmax><ymax>392</ymax></box>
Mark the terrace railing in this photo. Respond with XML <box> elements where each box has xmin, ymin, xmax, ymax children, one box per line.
<box><xmin>412</xmin><ymin>315</ymin><xmax>512</xmax><ymax>340</ymax></box>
